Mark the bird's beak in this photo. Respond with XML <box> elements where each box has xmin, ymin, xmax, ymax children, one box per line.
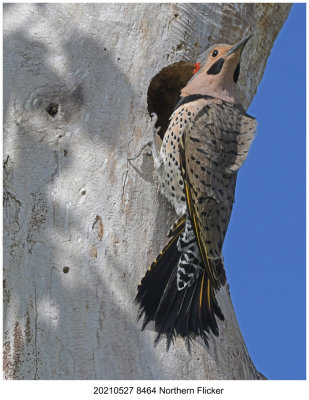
<box><xmin>225</xmin><ymin>34</ymin><xmax>251</xmax><ymax>57</ymax></box>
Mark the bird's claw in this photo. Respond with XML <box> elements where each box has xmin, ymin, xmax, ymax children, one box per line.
<box><xmin>149</xmin><ymin>114</ymin><xmax>162</xmax><ymax>169</ymax></box>
<box><xmin>127</xmin><ymin>113</ymin><xmax>162</xmax><ymax>167</ymax></box>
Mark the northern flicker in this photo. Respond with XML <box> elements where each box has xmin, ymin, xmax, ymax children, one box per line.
<box><xmin>136</xmin><ymin>35</ymin><xmax>256</xmax><ymax>350</ymax></box>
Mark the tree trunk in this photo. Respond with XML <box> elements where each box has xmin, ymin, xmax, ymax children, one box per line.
<box><xmin>3</xmin><ymin>3</ymin><xmax>291</xmax><ymax>380</ymax></box>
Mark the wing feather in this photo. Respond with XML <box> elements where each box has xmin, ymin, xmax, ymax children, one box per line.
<box><xmin>179</xmin><ymin>100</ymin><xmax>256</xmax><ymax>290</ymax></box>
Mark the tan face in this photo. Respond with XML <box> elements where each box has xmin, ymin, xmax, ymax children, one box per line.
<box><xmin>199</xmin><ymin>44</ymin><xmax>242</xmax><ymax>77</ymax></box>
<box><xmin>181</xmin><ymin>36</ymin><xmax>251</xmax><ymax>103</ymax></box>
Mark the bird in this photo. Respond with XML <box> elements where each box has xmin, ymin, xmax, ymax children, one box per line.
<box><xmin>135</xmin><ymin>35</ymin><xmax>256</xmax><ymax>350</ymax></box>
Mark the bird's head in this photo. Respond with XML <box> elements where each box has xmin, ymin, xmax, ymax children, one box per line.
<box><xmin>181</xmin><ymin>35</ymin><xmax>251</xmax><ymax>104</ymax></box>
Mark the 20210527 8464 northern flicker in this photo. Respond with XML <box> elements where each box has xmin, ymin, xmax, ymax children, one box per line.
<box><xmin>135</xmin><ymin>35</ymin><xmax>256</xmax><ymax>350</ymax></box>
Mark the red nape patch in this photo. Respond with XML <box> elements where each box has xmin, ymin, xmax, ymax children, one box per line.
<box><xmin>193</xmin><ymin>62</ymin><xmax>201</xmax><ymax>74</ymax></box>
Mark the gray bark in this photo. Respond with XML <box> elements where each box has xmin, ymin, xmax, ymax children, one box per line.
<box><xmin>3</xmin><ymin>3</ymin><xmax>291</xmax><ymax>380</ymax></box>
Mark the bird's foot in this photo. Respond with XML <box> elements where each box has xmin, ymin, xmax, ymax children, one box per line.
<box><xmin>149</xmin><ymin>113</ymin><xmax>163</xmax><ymax>169</ymax></box>
<box><xmin>128</xmin><ymin>113</ymin><xmax>162</xmax><ymax>168</ymax></box>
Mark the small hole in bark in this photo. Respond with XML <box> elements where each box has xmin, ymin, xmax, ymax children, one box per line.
<box><xmin>46</xmin><ymin>103</ymin><xmax>59</xmax><ymax>117</ymax></box>
<box><xmin>80</xmin><ymin>188</ymin><xmax>87</xmax><ymax>195</ymax></box>
<box><xmin>147</xmin><ymin>61</ymin><xmax>195</xmax><ymax>138</ymax></box>
<box><xmin>63</xmin><ymin>266</ymin><xmax>69</xmax><ymax>273</ymax></box>
<box><xmin>64</xmin><ymin>150</ymin><xmax>68</xmax><ymax>157</ymax></box>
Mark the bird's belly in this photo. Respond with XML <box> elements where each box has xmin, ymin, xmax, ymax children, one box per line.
<box><xmin>159</xmin><ymin>135</ymin><xmax>186</xmax><ymax>216</ymax></box>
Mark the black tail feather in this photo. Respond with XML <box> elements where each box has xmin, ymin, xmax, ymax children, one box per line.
<box><xmin>135</xmin><ymin>230</ymin><xmax>182</xmax><ymax>330</ymax></box>
<box><xmin>135</xmin><ymin>221</ymin><xmax>224</xmax><ymax>350</ymax></box>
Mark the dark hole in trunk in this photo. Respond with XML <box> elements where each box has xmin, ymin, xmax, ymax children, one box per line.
<box><xmin>147</xmin><ymin>61</ymin><xmax>195</xmax><ymax>138</ymax></box>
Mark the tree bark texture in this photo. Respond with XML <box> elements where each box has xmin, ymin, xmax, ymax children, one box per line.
<box><xmin>3</xmin><ymin>3</ymin><xmax>291</xmax><ymax>380</ymax></box>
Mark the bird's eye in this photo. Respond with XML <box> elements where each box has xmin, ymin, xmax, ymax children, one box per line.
<box><xmin>212</xmin><ymin>49</ymin><xmax>218</xmax><ymax>57</ymax></box>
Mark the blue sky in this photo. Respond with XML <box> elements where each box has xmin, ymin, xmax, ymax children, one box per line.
<box><xmin>224</xmin><ymin>4</ymin><xmax>306</xmax><ymax>380</ymax></box>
